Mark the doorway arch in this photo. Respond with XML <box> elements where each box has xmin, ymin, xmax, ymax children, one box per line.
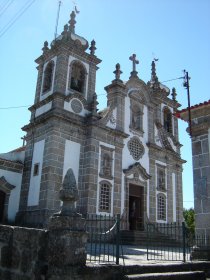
<box><xmin>0</xmin><ymin>176</ymin><xmax>16</xmax><ymax>223</ymax></box>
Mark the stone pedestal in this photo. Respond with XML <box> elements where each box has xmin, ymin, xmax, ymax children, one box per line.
<box><xmin>47</xmin><ymin>168</ymin><xmax>87</xmax><ymax>279</ymax></box>
<box><xmin>48</xmin><ymin>215</ymin><xmax>87</xmax><ymax>267</ymax></box>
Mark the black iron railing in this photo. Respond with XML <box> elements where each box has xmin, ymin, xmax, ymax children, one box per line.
<box><xmin>147</xmin><ymin>222</ymin><xmax>210</xmax><ymax>262</ymax></box>
<box><xmin>85</xmin><ymin>214</ymin><xmax>121</xmax><ymax>264</ymax></box>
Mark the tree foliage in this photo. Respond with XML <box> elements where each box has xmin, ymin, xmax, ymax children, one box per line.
<box><xmin>183</xmin><ymin>208</ymin><xmax>195</xmax><ymax>235</ymax></box>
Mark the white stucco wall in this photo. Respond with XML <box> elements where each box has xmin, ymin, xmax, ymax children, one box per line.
<box><xmin>35</xmin><ymin>101</ymin><xmax>52</xmax><ymax>117</ymax></box>
<box><xmin>121</xmin><ymin>96</ymin><xmax>150</xmax><ymax>215</ymax></box>
<box><xmin>96</xmin><ymin>142</ymin><xmax>115</xmax><ymax>216</ymax></box>
<box><xmin>172</xmin><ymin>172</ymin><xmax>176</xmax><ymax>222</ymax></box>
<box><xmin>155</xmin><ymin>160</ymin><xmax>168</xmax><ymax>223</ymax></box>
<box><xmin>63</xmin><ymin>140</ymin><xmax>81</xmax><ymax>182</ymax></box>
<box><xmin>27</xmin><ymin>140</ymin><xmax>45</xmax><ymax>206</ymax></box>
<box><xmin>0</xmin><ymin>169</ymin><xmax>22</xmax><ymax>222</ymax></box>
<box><xmin>64</xmin><ymin>99</ymin><xmax>89</xmax><ymax>117</ymax></box>
<box><xmin>106</xmin><ymin>108</ymin><xmax>117</xmax><ymax>129</ymax></box>
<box><xmin>40</xmin><ymin>56</ymin><xmax>57</xmax><ymax>101</ymax></box>
<box><xmin>123</xmin><ymin>97</ymin><xmax>149</xmax><ymax>171</ymax></box>
<box><xmin>154</xmin><ymin>125</ymin><xmax>162</xmax><ymax>147</ymax></box>
<box><xmin>0</xmin><ymin>150</ymin><xmax>25</xmax><ymax>163</ymax></box>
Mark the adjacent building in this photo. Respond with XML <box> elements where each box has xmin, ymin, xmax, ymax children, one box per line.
<box><xmin>177</xmin><ymin>100</ymin><xmax>210</xmax><ymax>236</ymax></box>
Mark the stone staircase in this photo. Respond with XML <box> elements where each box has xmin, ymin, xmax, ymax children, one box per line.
<box><xmin>120</xmin><ymin>230</ymin><xmax>182</xmax><ymax>246</ymax></box>
<box><xmin>122</xmin><ymin>263</ymin><xmax>209</xmax><ymax>280</ymax></box>
<box><xmin>124</xmin><ymin>271</ymin><xmax>206</xmax><ymax>279</ymax></box>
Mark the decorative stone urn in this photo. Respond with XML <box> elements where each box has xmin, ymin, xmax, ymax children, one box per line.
<box><xmin>47</xmin><ymin>168</ymin><xmax>87</xmax><ymax>274</ymax></box>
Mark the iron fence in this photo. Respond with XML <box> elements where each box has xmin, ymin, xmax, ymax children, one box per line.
<box><xmin>85</xmin><ymin>214</ymin><xmax>121</xmax><ymax>264</ymax></box>
<box><xmin>147</xmin><ymin>222</ymin><xmax>210</xmax><ymax>262</ymax></box>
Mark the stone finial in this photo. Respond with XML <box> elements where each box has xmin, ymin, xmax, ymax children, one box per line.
<box><xmin>69</xmin><ymin>11</ymin><xmax>76</xmax><ymax>33</ymax></box>
<box><xmin>62</xmin><ymin>24</ymin><xmax>68</xmax><ymax>35</ymax></box>
<box><xmin>42</xmin><ymin>41</ymin><xmax>49</xmax><ymax>53</ymax></box>
<box><xmin>59</xmin><ymin>168</ymin><xmax>79</xmax><ymax>216</ymax></box>
<box><xmin>113</xmin><ymin>63</ymin><xmax>122</xmax><ymax>80</ymax></box>
<box><xmin>89</xmin><ymin>39</ymin><xmax>96</xmax><ymax>55</ymax></box>
<box><xmin>129</xmin><ymin>53</ymin><xmax>139</xmax><ymax>78</ymax></box>
<box><xmin>172</xmin><ymin>87</ymin><xmax>177</xmax><ymax>101</ymax></box>
<box><xmin>151</xmin><ymin>60</ymin><xmax>158</xmax><ymax>82</ymax></box>
<box><xmin>150</xmin><ymin>60</ymin><xmax>160</xmax><ymax>89</ymax></box>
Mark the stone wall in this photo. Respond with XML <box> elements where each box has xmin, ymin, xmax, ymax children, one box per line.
<box><xmin>0</xmin><ymin>224</ymin><xmax>48</xmax><ymax>280</ymax></box>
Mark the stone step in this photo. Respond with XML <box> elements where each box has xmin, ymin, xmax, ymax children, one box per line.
<box><xmin>120</xmin><ymin>230</ymin><xmax>182</xmax><ymax>246</ymax></box>
<box><xmin>124</xmin><ymin>271</ymin><xmax>206</xmax><ymax>280</ymax></box>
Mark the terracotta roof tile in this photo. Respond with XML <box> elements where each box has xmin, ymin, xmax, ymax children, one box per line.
<box><xmin>175</xmin><ymin>99</ymin><xmax>210</xmax><ymax>119</ymax></box>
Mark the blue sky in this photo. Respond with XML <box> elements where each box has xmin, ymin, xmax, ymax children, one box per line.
<box><xmin>1</xmin><ymin>0</ymin><xmax>210</xmax><ymax>209</ymax></box>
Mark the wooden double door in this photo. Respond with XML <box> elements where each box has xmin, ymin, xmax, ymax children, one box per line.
<box><xmin>129</xmin><ymin>184</ymin><xmax>144</xmax><ymax>231</ymax></box>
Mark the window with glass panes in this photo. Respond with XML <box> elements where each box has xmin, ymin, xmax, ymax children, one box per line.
<box><xmin>99</xmin><ymin>182</ymin><xmax>111</xmax><ymax>212</ymax></box>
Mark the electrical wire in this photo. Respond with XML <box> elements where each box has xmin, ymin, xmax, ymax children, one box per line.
<box><xmin>0</xmin><ymin>0</ymin><xmax>14</xmax><ymax>18</ymax></box>
<box><xmin>161</xmin><ymin>77</ymin><xmax>184</xmax><ymax>83</ymax></box>
<box><xmin>0</xmin><ymin>0</ymin><xmax>8</xmax><ymax>12</ymax></box>
<box><xmin>0</xmin><ymin>105</ymin><xmax>31</xmax><ymax>110</ymax></box>
<box><xmin>0</xmin><ymin>0</ymin><xmax>37</xmax><ymax>38</ymax></box>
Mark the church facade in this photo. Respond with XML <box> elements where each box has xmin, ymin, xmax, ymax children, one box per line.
<box><xmin>0</xmin><ymin>11</ymin><xmax>185</xmax><ymax>229</ymax></box>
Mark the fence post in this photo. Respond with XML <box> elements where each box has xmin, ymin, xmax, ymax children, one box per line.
<box><xmin>146</xmin><ymin>223</ymin><xmax>149</xmax><ymax>260</ymax></box>
<box><xmin>116</xmin><ymin>214</ymin><xmax>120</xmax><ymax>265</ymax></box>
<box><xmin>182</xmin><ymin>222</ymin><xmax>186</xmax><ymax>262</ymax></box>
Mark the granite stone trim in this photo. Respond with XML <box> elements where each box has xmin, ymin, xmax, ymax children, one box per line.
<box><xmin>0</xmin><ymin>158</ymin><xmax>23</xmax><ymax>173</ymax></box>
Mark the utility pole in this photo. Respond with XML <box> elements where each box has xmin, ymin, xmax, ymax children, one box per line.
<box><xmin>183</xmin><ymin>70</ymin><xmax>192</xmax><ymax>137</ymax></box>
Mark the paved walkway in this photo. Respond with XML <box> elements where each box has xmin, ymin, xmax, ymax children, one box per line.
<box><xmin>86</xmin><ymin>244</ymin><xmax>190</xmax><ymax>265</ymax></box>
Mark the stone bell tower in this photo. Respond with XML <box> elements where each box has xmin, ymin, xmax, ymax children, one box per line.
<box><xmin>16</xmin><ymin>11</ymin><xmax>101</xmax><ymax>226</ymax></box>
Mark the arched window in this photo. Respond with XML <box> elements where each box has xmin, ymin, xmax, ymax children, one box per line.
<box><xmin>69</xmin><ymin>61</ymin><xmax>86</xmax><ymax>94</ymax></box>
<box><xmin>131</xmin><ymin>104</ymin><xmax>143</xmax><ymax>131</ymax></box>
<box><xmin>99</xmin><ymin>181</ymin><xmax>112</xmax><ymax>213</ymax></box>
<box><xmin>163</xmin><ymin>107</ymin><xmax>173</xmax><ymax>133</ymax></box>
<box><xmin>157</xmin><ymin>193</ymin><xmax>166</xmax><ymax>221</ymax></box>
<box><xmin>43</xmin><ymin>60</ymin><xmax>54</xmax><ymax>93</ymax></box>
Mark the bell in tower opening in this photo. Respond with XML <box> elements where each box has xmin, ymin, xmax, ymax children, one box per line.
<box><xmin>70</xmin><ymin>61</ymin><xmax>86</xmax><ymax>94</ymax></box>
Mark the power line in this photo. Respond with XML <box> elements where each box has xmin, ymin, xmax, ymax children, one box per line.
<box><xmin>161</xmin><ymin>76</ymin><xmax>184</xmax><ymax>83</ymax></box>
<box><xmin>0</xmin><ymin>0</ymin><xmax>37</xmax><ymax>39</ymax></box>
<box><xmin>0</xmin><ymin>105</ymin><xmax>31</xmax><ymax>110</ymax></box>
<box><xmin>0</xmin><ymin>0</ymin><xmax>14</xmax><ymax>18</ymax></box>
<box><xmin>0</xmin><ymin>0</ymin><xmax>8</xmax><ymax>12</ymax></box>
<box><xmin>54</xmin><ymin>0</ymin><xmax>62</xmax><ymax>40</ymax></box>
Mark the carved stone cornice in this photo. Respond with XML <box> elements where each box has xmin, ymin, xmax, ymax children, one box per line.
<box><xmin>147</xmin><ymin>142</ymin><xmax>186</xmax><ymax>164</ymax></box>
<box><xmin>190</xmin><ymin>122</ymin><xmax>210</xmax><ymax>136</ymax></box>
<box><xmin>123</xmin><ymin>162</ymin><xmax>151</xmax><ymax>180</ymax></box>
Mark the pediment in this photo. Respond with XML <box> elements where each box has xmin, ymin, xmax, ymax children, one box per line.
<box><xmin>126</xmin><ymin>79</ymin><xmax>150</xmax><ymax>104</ymax></box>
<box><xmin>123</xmin><ymin>162</ymin><xmax>151</xmax><ymax>180</ymax></box>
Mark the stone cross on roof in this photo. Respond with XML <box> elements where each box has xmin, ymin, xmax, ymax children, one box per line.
<box><xmin>129</xmin><ymin>53</ymin><xmax>139</xmax><ymax>78</ymax></box>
